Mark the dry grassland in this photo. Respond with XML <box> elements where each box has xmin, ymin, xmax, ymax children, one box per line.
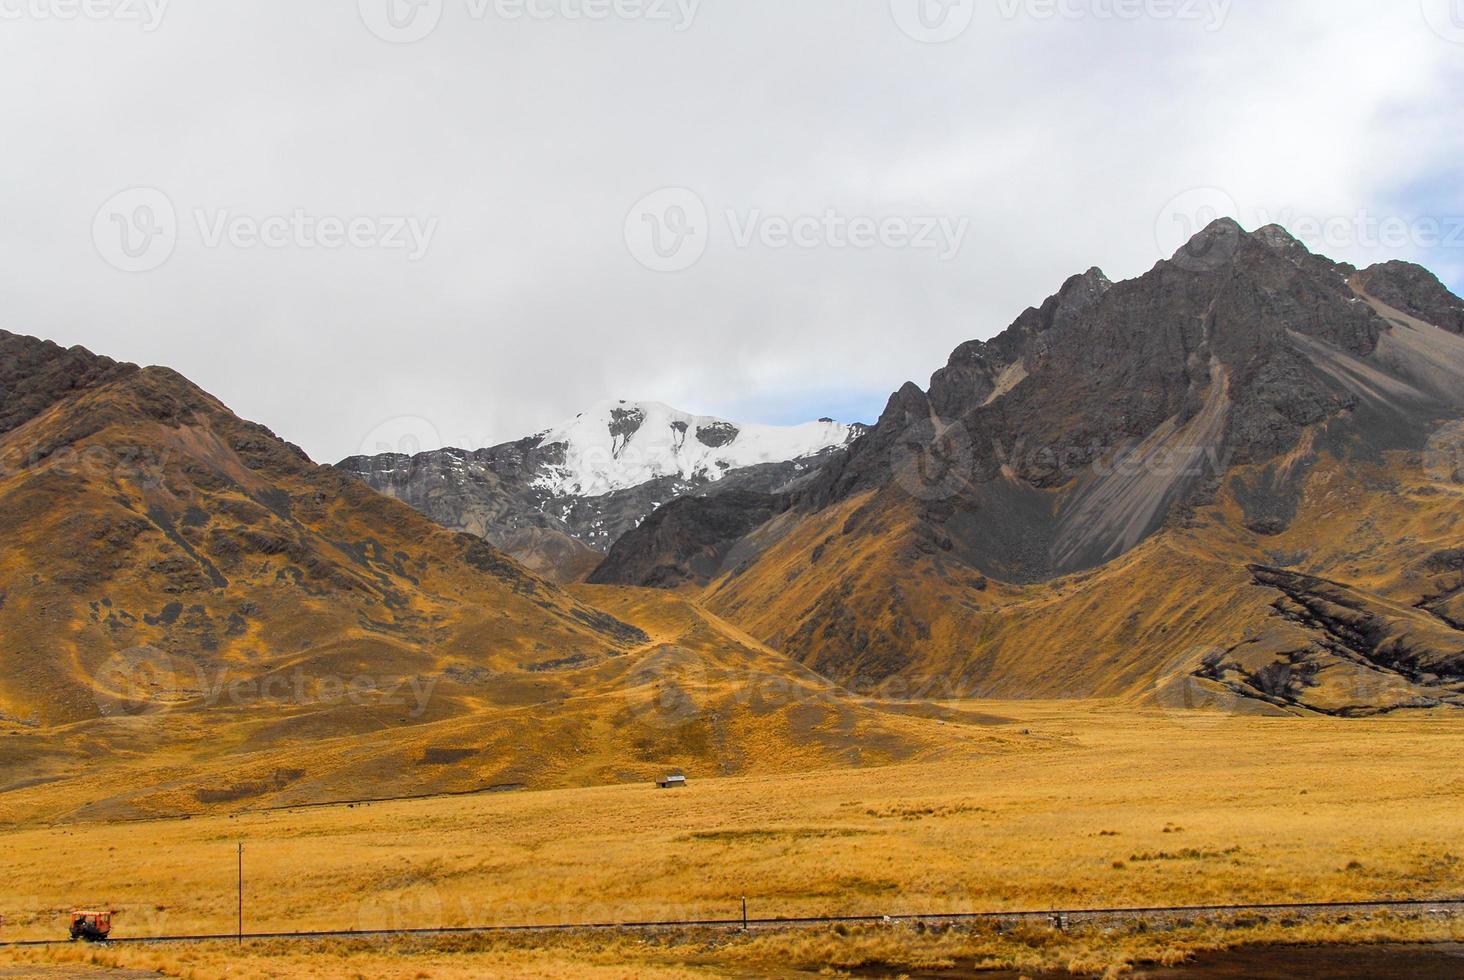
<box><xmin>2</xmin><ymin>703</ymin><xmax>1460</xmax><ymax>975</ymax></box>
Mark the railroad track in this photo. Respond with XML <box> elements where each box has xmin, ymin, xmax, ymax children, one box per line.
<box><xmin>1</xmin><ymin>897</ymin><xmax>1459</xmax><ymax>949</ymax></box>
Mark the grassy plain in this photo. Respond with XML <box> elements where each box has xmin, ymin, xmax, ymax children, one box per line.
<box><xmin>2</xmin><ymin>703</ymin><xmax>1460</xmax><ymax>975</ymax></box>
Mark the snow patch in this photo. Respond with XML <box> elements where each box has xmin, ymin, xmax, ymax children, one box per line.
<box><xmin>532</xmin><ymin>400</ymin><xmax>855</xmax><ymax>497</ymax></box>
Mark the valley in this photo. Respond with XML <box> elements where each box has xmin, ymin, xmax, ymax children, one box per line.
<box><xmin>1</xmin><ymin>704</ymin><xmax>1460</xmax><ymax>975</ymax></box>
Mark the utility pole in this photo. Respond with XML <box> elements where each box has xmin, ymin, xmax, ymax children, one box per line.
<box><xmin>741</xmin><ymin>895</ymin><xmax>748</xmax><ymax>932</ymax></box>
<box><xmin>237</xmin><ymin>842</ymin><xmax>244</xmax><ymax>947</ymax></box>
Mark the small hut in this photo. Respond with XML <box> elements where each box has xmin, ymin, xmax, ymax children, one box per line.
<box><xmin>657</xmin><ymin>774</ymin><xmax>687</xmax><ymax>790</ymax></box>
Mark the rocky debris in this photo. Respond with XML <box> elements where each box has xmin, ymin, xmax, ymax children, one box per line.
<box><xmin>1250</xmin><ymin>565</ymin><xmax>1464</xmax><ymax>681</ymax></box>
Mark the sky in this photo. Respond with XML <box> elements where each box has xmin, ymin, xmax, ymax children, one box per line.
<box><xmin>1</xmin><ymin>0</ymin><xmax>1461</xmax><ymax>463</ymax></box>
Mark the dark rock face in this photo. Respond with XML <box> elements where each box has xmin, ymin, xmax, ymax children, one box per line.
<box><xmin>1249</xmin><ymin>564</ymin><xmax>1464</xmax><ymax>683</ymax></box>
<box><xmin>0</xmin><ymin>331</ymin><xmax>133</xmax><ymax>441</ymax></box>
<box><xmin>494</xmin><ymin>526</ymin><xmax>604</xmax><ymax>584</ymax></box>
<box><xmin>695</xmin><ymin>421</ymin><xmax>740</xmax><ymax>448</ymax></box>
<box><xmin>795</xmin><ymin>221</ymin><xmax>1461</xmax><ymax>582</ymax></box>
<box><xmin>607</xmin><ymin>406</ymin><xmax>646</xmax><ymax>443</ymax></box>
<box><xmin>588</xmin><ymin>490</ymin><xmax>783</xmax><ymax>589</ymax></box>
<box><xmin>1357</xmin><ymin>260</ymin><xmax>1464</xmax><ymax>334</ymax></box>
<box><xmin>338</xmin><ymin>438</ymin><xmax>568</xmax><ymax>544</ymax></box>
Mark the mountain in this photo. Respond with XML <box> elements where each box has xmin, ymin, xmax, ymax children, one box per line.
<box><xmin>594</xmin><ymin>221</ymin><xmax>1464</xmax><ymax>717</ymax></box>
<box><xmin>337</xmin><ymin>400</ymin><xmax>865</xmax><ymax>582</ymax></box>
<box><xmin>0</xmin><ymin>330</ymin><xmax>650</xmax><ymax>730</ymax></box>
<box><xmin>0</xmin><ymin>335</ymin><xmax>949</xmax><ymax>823</ymax></box>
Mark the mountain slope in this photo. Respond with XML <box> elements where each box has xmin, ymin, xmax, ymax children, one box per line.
<box><xmin>0</xmin><ymin>332</ymin><xmax>651</xmax><ymax>731</ymax></box>
<box><xmin>597</xmin><ymin>223</ymin><xmax>1464</xmax><ymax>715</ymax></box>
<box><xmin>338</xmin><ymin>400</ymin><xmax>864</xmax><ymax>581</ymax></box>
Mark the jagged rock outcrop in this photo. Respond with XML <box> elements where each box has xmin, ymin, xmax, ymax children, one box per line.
<box><xmin>1249</xmin><ymin>565</ymin><xmax>1464</xmax><ymax>681</ymax></box>
<box><xmin>594</xmin><ymin>221</ymin><xmax>1464</xmax><ymax>714</ymax></box>
<box><xmin>0</xmin><ymin>332</ymin><xmax>133</xmax><ymax>439</ymax></box>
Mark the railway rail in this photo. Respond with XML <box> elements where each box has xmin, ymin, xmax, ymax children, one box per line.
<box><xmin>1</xmin><ymin>896</ymin><xmax>1459</xmax><ymax>949</ymax></box>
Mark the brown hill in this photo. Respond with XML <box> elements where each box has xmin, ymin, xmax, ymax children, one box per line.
<box><xmin>0</xmin><ymin>331</ymin><xmax>649</xmax><ymax>730</ymax></box>
<box><xmin>596</xmin><ymin>223</ymin><xmax>1464</xmax><ymax>715</ymax></box>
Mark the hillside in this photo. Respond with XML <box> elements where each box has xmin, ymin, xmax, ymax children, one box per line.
<box><xmin>0</xmin><ymin>333</ymin><xmax>650</xmax><ymax>729</ymax></box>
<box><xmin>597</xmin><ymin>223</ymin><xmax>1464</xmax><ymax>715</ymax></box>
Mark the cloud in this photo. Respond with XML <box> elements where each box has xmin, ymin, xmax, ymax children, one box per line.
<box><xmin>0</xmin><ymin>0</ymin><xmax>1458</xmax><ymax>462</ymax></box>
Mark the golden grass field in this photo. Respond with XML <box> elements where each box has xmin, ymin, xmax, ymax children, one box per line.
<box><xmin>2</xmin><ymin>702</ymin><xmax>1461</xmax><ymax>976</ymax></box>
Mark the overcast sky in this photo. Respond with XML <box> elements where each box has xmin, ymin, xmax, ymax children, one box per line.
<box><xmin>2</xmin><ymin>1</ymin><xmax>1461</xmax><ymax>462</ymax></box>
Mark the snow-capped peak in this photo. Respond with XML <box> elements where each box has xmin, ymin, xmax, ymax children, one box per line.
<box><xmin>532</xmin><ymin>399</ymin><xmax>857</xmax><ymax>497</ymax></box>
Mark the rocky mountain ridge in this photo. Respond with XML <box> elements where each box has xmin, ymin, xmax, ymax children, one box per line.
<box><xmin>593</xmin><ymin>221</ymin><xmax>1464</xmax><ymax>716</ymax></box>
<box><xmin>338</xmin><ymin>400</ymin><xmax>866</xmax><ymax>581</ymax></box>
